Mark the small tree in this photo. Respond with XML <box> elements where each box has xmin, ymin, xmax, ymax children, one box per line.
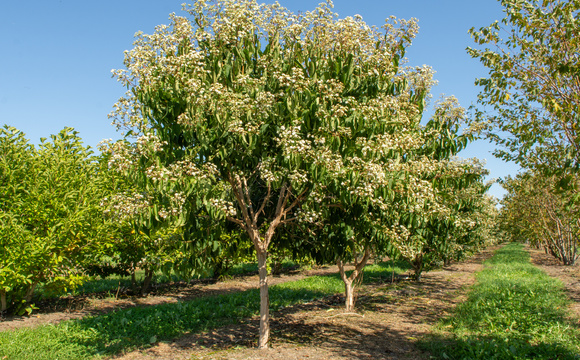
<box><xmin>110</xmin><ymin>0</ymin><xmax>424</xmax><ymax>347</ymax></box>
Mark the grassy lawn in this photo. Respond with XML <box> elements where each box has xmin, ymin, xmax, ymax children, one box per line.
<box><xmin>0</xmin><ymin>261</ymin><xmax>408</xmax><ymax>360</ymax></box>
<box><xmin>422</xmin><ymin>243</ymin><xmax>580</xmax><ymax>359</ymax></box>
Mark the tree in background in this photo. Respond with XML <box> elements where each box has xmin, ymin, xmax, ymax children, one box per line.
<box><xmin>468</xmin><ymin>0</ymin><xmax>579</xmax><ymax>260</ymax></box>
<box><xmin>98</xmin><ymin>139</ymin><xmax>197</xmax><ymax>295</ymax></box>
<box><xmin>500</xmin><ymin>172</ymin><xmax>579</xmax><ymax>265</ymax></box>
<box><xmin>468</xmin><ymin>0</ymin><xmax>579</xmax><ymax>173</ymax></box>
<box><xmin>109</xmin><ymin>0</ymin><xmax>434</xmax><ymax>348</ymax></box>
<box><xmin>0</xmin><ymin>126</ymin><xmax>107</xmax><ymax>313</ymax></box>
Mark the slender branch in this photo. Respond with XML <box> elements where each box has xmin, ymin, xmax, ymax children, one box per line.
<box><xmin>279</xmin><ymin>217</ymin><xmax>297</xmax><ymax>225</ymax></box>
<box><xmin>241</xmin><ymin>176</ymin><xmax>255</xmax><ymax>221</ymax></box>
<box><xmin>227</xmin><ymin>173</ymin><xmax>252</xmax><ymax>232</ymax></box>
<box><xmin>226</xmin><ymin>215</ymin><xmax>245</xmax><ymax>227</ymax></box>
<box><xmin>254</xmin><ymin>182</ymin><xmax>271</xmax><ymax>224</ymax></box>
<box><xmin>281</xmin><ymin>188</ymin><xmax>308</xmax><ymax>217</ymax></box>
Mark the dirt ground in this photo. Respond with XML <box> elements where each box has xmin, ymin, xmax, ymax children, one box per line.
<box><xmin>1</xmin><ymin>245</ymin><xmax>578</xmax><ymax>360</ymax></box>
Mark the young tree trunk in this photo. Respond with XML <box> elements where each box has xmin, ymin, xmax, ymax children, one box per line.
<box><xmin>337</xmin><ymin>247</ymin><xmax>371</xmax><ymax>312</ymax></box>
<box><xmin>141</xmin><ymin>268</ymin><xmax>154</xmax><ymax>296</ymax></box>
<box><xmin>1</xmin><ymin>289</ymin><xmax>6</xmax><ymax>312</ymax></box>
<box><xmin>131</xmin><ymin>270</ymin><xmax>138</xmax><ymax>294</ymax></box>
<box><xmin>257</xmin><ymin>249</ymin><xmax>270</xmax><ymax>349</ymax></box>
<box><xmin>24</xmin><ymin>281</ymin><xmax>38</xmax><ymax>303</ymax></box>
<box><xmin>343</xmin><ymin>278</ymin><xmax>355</xmax><ymax>312</ymax></box>
<box><xmin>412</xmin><ymin>254</ymin><xmax>424</xmax><ymax>281</ymax></box>
<box><xmin>227</xmin><ymin>178</ymin><xmax>305</xmax><ymax>349</ymax></box>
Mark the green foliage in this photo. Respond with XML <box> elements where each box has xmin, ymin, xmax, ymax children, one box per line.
<box><xmin>468</xmin><ymin>0</ymin><xmax>580</xmax><ymax>173</ymax></box>
<box><xmin>422</xmin><ymin>243</ymin><xmax>580</xmax><ymax>359</ymax></box>
<box><xmin>499</xmin><ymin>172</ymin><xmax>579</xmax><ymax>265</ymax></box>
<box><xmin>0</xmin><ymin>126</ymin><xmax>108</xmax><ymax>312</ymax></box>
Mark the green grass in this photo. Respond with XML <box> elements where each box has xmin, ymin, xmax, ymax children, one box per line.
<box><xmin>0</xmin><ymin>260</ymin><xmax>406</xmax><ymax>359</ymax></box>
<box><xmin>422</xmin><ymin>243</ymin><xmax>580</xmax><ymax>359</ymax></box>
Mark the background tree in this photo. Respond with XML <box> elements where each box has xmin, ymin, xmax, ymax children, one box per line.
<box><xmin>109</xmin><ymin>0</ymin><xmax>425</xmax><ymax>348</ymax></box>
<box><xmin>0</xmin><ymin>126</ymin><xmax>107</xmax><ymax>313</ymax></box>
<box><xmin>499</xmin><ymin>172</ymin><xmax>579</xmax><ymax>265</ymax></box>
<box><xmin>467</xmin><ymin>0</ymin><xmax>580</xmax><ymax>173</ymax></box>
<box><xmin>99</xmin><ymin>139</ymin><xmax>196</xmax><ymax>295</ymax></box>
<box><xmin>468</xmin><ymin>0</ymin><xmax>579</xmax><ymax>263</ymax></box>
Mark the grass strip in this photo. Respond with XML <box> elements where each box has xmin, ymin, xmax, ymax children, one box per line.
<box><xmin>0</xmin><ymin>261</ymin><xmax>408</xmax><ymax>360</ymax></box>
<box><xmin>422</xmin><ymin>243</ymin><xmax>580</xmax><ymax>359</ymax></box>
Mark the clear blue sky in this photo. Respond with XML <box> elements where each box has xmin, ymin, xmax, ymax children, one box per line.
<box><xmin>0</xmin><ymin>0</ymin><xmax>515</xmax><ymax>199</ymax></box>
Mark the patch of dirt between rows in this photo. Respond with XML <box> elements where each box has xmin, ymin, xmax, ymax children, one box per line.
<box><xmin>112</xmin><ymin>248</ymin><xmax>498</xmax><ymax>360</ymax></box>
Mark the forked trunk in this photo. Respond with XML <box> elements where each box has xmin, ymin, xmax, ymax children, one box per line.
<box><xmin>226</xmin><ymin>178</ymin><xmax>304</xmax><ymax>349</ymax></box>
<box><xmin>257</xmin><ymin>249</ymin><xmax>270</xmax><ymax>349</ymax></box>
<box><xmin>337</xmin><ymin>247</ymin><xmax>371</xmax><ymax>312</ymax></box>
<box><xmin>1</xmin><ymin>289</ymin><xmax>6</xmax><ymax>312</ymax></box>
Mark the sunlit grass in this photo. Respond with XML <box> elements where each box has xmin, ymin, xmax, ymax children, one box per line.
<box><xmin>422</xmin><ymin>243</ymin><xmax>580</xmax><ymax>359</ymax></box>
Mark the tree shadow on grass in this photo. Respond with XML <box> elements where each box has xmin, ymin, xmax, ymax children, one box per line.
<box><xmin>15</xmin><ymin>277</ymin><xmax>358</xmax><ymax>358</ymax></box>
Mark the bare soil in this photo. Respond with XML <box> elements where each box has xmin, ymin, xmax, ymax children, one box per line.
<box><xmin>2</xmin><ymin>244</ymin><xmax>577</xmax><ymax>360</ymax></box>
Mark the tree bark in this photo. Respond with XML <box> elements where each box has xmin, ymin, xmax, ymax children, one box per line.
<box><xmin>257</xmin><ymin>249</ymin><xmax>270</xmax><ymax>349</ymax></box>
<box><xmin>141</xmin><ymin>268</ymin><xmax>154</xmax><ymax>296</ymax></box>
<box><xmin>131</xmin><ymin>270</ymin><xmax>138</xmax><ymax>294</ymax></box>
<box><xmin>24</xmin><ymin>281</ymin><xmax>38</xmax><ymax>303</ymax></box>
<box><xmin>1</xmin><ymin>289</ymin><xmax>6</xmax><ymax>312</ymax></box>
<box><xmin>337</xmin><ymin>247</ymin><xmax>371</xmax><ymax>312</ymax></box>
<box><xmin>344</xmin><ymin>278</ymin><xmax>355</xmax><ymax>312</ymax></box>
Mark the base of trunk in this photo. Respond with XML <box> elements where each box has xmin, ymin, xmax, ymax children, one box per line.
<box><xmin>257</xmin><ymin>250</ymin><xmax>270</xmax><ymax>349</ymax></box>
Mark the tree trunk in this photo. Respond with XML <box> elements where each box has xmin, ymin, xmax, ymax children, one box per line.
<box><xmin>1</xmin><ymin>289</ymin><xmax>6</xmax><ymax>312</ymax></box>
<box><xmin>337</xmin><ymin>247</ymin><xmax>371</xmax><ymax>312</ymax></box>
<box><xmin>141</xmin><ymin>268</ymin><xmax>154</xmax><ymax>296</ymax></box>
<box><xmin>344</xmin><ymin>279</ymin><xmax>355</xmax><ymax>311</ymax></box>
<box><xmin>131</xmin><ymin>270</ymin><xmax>138</xmax><ymax>294</ymax></box>
<box><xmin>257</xmin><ymin>249</ymin><xmax>270</xmax><ymax>349</ymax></box>
<box><xmin>24</xmin><ymin>281</ymin><xmax>38</xmax><ymax>303</ymax></box>
<box><xmin>412</xmin><ymin>254</ymin><xmax>423</xmax><ymax>281</ymax></box>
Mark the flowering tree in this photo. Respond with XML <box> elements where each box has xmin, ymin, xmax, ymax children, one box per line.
<box><xmin>390</xmin><ymin>98</ymin><xmax>493</xmax><ymax>280</ymax></box>
<box><xmin>110</xmin><ymin>0</ymin><xmax>430</xmax><ymax>347</ymax></box>
<box><xmin>98</xmin><ymin>140</ymin><xmax>198</xmax><ymax>295</ymax></box>
<box><xmin>301</xmin><ymin>73</ymin><xmax>441</xmax><ymax>310</ymax></box>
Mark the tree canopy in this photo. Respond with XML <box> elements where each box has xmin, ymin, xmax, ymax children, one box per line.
<box><xmin>468</xmin><ymin>0</ymin><xmax>580</xmax><ymax>173</ymax></box>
